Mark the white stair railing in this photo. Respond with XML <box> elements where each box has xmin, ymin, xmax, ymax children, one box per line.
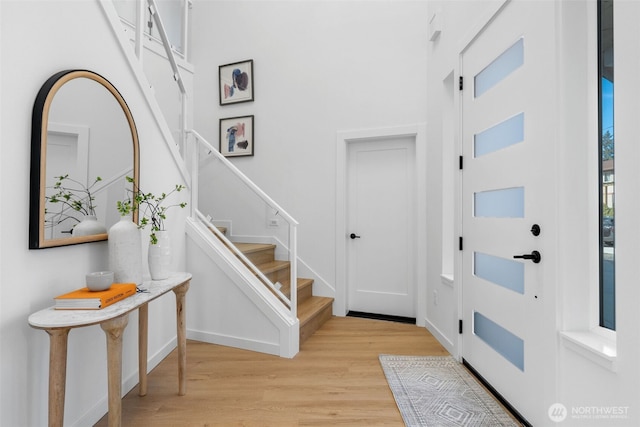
<box><xmin>118</xmin><ymin>0</ymin><xmax>190</xmax><ymax>154</ymax></box>
<box><xmin>195</xmin><ymin>211</ymin><xmax>294</xmax><ymax>311</ymax></box>
<box><xmin>116</xmin><ymin>0</ymin><xmax>299</xmax><ymax>319</ymax></box>
<box><xmin>147</xmin><ymin>0</ymin><xmax>188</xmax><ymax>154</ymax></box>
<box><xmin>189</xmin><ymin>130</ymin><xmax>298</xmax><ymax>319</ymax></box>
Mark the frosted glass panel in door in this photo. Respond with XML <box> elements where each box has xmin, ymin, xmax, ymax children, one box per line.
<box><xmin>473</xmin><ymin>311</ymin><xmax>524</xmax><ymax>371</ymax></box>
<box><xmin>474</xmin><ymin>187</ymin><xmax>524</xmax><ymax>218</ymax></box>
<box><xmin>474</xmin><ymin>252</ymin><xmax>524</xmax><ymax>294</ymax></box>
<box><xmin>475</xmin><ymin>38</ymin><xmax>524</xmax><ymax>98</ymax></box>
<box><xmin>474</xmin><ymin>113</ymin><xmax>525</xmax><ymax>157</ymax></box>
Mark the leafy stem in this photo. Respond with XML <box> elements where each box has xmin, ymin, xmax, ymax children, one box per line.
<box><xmin>45</xmin><ymin>175</ymin><xmax>102</xmax><ymax>229</ymax></box>
<box><xmin>117</xmin><ymin>176</ymin><xmax>187</xmax><ymax>244</ymax></box>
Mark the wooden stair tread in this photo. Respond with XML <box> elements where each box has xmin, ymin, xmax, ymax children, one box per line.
<box><xmin>234</xmin><ymin>242</ymin><xmax>276</xmax><ymax>254</ymax></box>
<box><xmin>297</xmin><ymin>277</ymin><xmax>313</xmax><ymax>289</ymax></box>
<box><xmin>234</xmin><ymin>242</ymin><xmax>276</xmax><ymax>266</ymax></box>
<box><xmin>298</xmin><ymin>296</ymin><xmax>334</xmax><ymax>344</ymax></box>
<box><xmin>254</xmin><ymin>260</ymin><xmax>290</xmax><ymax>274</ymax></box>
<box><xmin>298</xmin><ymin>296</ymin><xmax>334</xmax><ymax>326</ymax></box>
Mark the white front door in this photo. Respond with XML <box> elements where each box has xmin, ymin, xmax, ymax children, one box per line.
<box><xmin>347</xmin><ymin>136</ymin><xmax>416</xmax><ymax>318</ymax></box>
<box><xmin>461</xmin><ymin>0</ymin><xmax>556</xmax><ymax>424</ymax></box>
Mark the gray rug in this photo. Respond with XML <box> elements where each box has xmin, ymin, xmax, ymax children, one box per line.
<box><xmin>379</xmin><ymin>355</ymin><xmax>519</xmax><ymax>426</ymax></box>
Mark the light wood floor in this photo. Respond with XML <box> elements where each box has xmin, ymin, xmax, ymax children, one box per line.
<box><xmin>94</xmin><ymin>316</ymin><xmax>450</xmax><ymax>426</ymax></box>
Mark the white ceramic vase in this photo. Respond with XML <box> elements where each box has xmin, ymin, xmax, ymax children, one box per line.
<box><xmin>72</xmin><ymin>215</ymin><xmax>107</xmax><ymax>237</ymax></box>
<box><xmin>148</xmin><ymin>230</ymin><xmax>172</xmax><ymax>280</ymax></box>
<box><xmin>108</xmin><ymin>216</ymin><xmax>143</xmax><ymax>285</ymax></box>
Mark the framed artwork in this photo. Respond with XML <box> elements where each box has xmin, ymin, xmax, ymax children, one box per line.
<box><xmin>219</xmin><ymin>115</ymin><xmax>254</xmax><ymax>157</ymax></box>
<box><xmin>219</xmin><ymin>59</ymin><xmax>254</xmax><ymax>105</ymax></box>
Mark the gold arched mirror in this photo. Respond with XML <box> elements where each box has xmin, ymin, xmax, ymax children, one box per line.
<box><xmin>29</xmin><ymin>70</ymin><xmax>140</xmax><ymax>249</ymax></box>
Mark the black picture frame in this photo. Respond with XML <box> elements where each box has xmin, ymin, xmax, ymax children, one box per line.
<box><xmin>219</xmin><ymin>115</ymin><xmax>254</xmax><ymax>157</ymax></box>
<box><xmin>219</xmin><ymin>59</ymin><xmax>254</xmax><ymax>105</ymax></box>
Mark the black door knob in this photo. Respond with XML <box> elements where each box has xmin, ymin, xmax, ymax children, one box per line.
<box><xmin>513</xmin><ymin>250</ymin><xmax>541</xmax><ymax>263</ymax></box>
<box><xmin>350</xmin><ymin>233</ymin><xmax>361</xmax><ymax>239</ymax></box>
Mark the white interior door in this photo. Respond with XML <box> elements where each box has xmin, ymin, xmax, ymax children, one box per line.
<box><xmin>46</xmin><ymin>123</ymin><xmax>89</xmax><ymax>238</ymax></box>
<box><xmin>347</xmin><ymin>136</ymin><xmax>416</xmax><ymax>318</ymax></box>
<box><xmin>461</xmin><ymin>0</ymin><xmax>555</xmax><ymax>423</ymax></box>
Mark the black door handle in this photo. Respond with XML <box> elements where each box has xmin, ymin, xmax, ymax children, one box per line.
<box><xmin>513</xmin><ymin>250</ymin><xmax>541</xmax><ymax>263</ymax></box>
<box><xmin>350</xmin><ymin>233</ymin><xmax>361</xmax><ymax>239</ymax></box>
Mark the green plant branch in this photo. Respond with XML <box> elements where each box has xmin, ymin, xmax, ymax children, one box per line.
<box><xmin>44</xmin><ymin>209</ymin><xmax>82</xmax><ymax>229</ymax></box>
<box><xmin>45</xmin><ymin>174</ymin><xmax>102</xmax><ymax>222</ymax></box>
<box><xmin>117</xmin><ymin>176</ymin><xmax>187</xmax><ymax>244</ymax></box>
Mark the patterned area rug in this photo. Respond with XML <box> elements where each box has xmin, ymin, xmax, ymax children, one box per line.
<box><xmin>379</xmin><ymin>355</ymin><xmax>519</xmax><ymax>426</ymax></box>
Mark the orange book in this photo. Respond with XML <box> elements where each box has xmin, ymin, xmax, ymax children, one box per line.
<box><xmin>54</xmin><ymin>283</ymin><xmax>137</xmax><ymax>310</ymax></box>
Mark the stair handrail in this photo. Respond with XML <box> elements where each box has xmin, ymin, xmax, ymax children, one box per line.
<box><xmin>189</xmin><ymin>129</ymin><xmax>298</xmax><ymax>227</ymax></box>
<box><xmin>147</xmin><ymin>0</ymin><xmax>186</xmax><ymax>95</ymax></box>
<box><xmin>189</xmin><ymin>129</ymin><xmax>298</xmax><ymax>319</ymax></box>
<box><xmin>196</xmin><ymin>211</ymin><xmax>293</xmax><ymax>310</ymax></box>
<box><xmin>146</xmin><ymin>0</ymin><xmax>188</xmax><ymax>153</ymax></box>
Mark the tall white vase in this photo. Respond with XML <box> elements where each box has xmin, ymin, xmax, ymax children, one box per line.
<box><xmin>148</xmin><ymin>230</ymin><xmax>172</xmax><ymax>280</ymax></box>
<box><xmin>108</xmin><ymin>216</ymin><xmax>143</xmax><ymax>285</ymax></box>
<box><xmin>72</xmin><ymin>215</ymin><xmax>107</xmax><ymax>236</ymax></box>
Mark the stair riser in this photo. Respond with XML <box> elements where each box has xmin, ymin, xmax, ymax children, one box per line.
<box><xmin>299</xmin><ymin>302</ymin><xmax>333</xmax><ymax>344</ymax></box>
<box><xmin>297</xmin><ymin>281</ymin><xmax>313</xmax><ymax>304</ymax></box>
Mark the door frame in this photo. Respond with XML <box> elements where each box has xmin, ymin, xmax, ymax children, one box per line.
<box><xmin>335</xmin><ymin>124</ymin><xmax>427</xmax><ymax>326</ymax></box>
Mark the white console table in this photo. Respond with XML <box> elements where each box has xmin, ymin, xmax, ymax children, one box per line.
<box><xmin>28</xmin><ymin>272</ymin><xmax>192</xmax><ymax>427</ymax></box>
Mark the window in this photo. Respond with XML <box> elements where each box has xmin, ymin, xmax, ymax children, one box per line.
<box><xmin>113</xmin><ymin>0</ymin><xmax>188</xmax><ymax>56</ymax></box>
<box><xmin>599</xmin><ymin>0</ymin><xmax>615</xmax><ymax>330</ymax></box>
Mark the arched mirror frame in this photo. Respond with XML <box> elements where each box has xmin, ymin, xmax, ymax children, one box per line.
<box><xmin>29</xmin><ymin>70</ymin><xmax>140</xmax><ymax>249</ymax></box>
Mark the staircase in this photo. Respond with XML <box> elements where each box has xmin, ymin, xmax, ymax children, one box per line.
<box><xmin>215</xmin><ymin>228</ymin><xmax>334</xmax><ymax>344</ymax></box>
<box><xmin>107</xmin><ymin>0</ymin><xmax>324</xmax><ymax>355</ymax></box>
<box><xmin>235</xmin><ymin>242</ymin><xmax>334</xmax><ymax>344</ymax></box>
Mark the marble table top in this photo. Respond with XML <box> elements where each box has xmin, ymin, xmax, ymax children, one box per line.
<box><xmin>28</xmin><ymin>272</ymin><xmax>192</xmax><ymax>330</ymax></box>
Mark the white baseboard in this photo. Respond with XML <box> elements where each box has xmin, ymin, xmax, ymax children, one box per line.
<box><xmin>188</xmin><ymin>329</ymin><xmax>280</xmax><ymax>357</ymax></box>
<box><xmin>424</xmin><ymin>317</ymin><xmax>456</xmax><ymax>357</ymax></box>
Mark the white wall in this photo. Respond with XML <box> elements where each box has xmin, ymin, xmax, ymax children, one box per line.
<box><xmin>190</xmin><ymin>0</ymin><xmax>429</xmax><ymax>300</ymax></box>
<box><xmin>424</xmin><ymin>0</ymin><xmax>496</xmax><ymax>358</ymax></box>
<box><xmin>0</xmin><ymin>1</ymin><xmax>189</xmax><ymax>426</ymax></box>
<box><xmin>185</xmin><ymin>229</ymin><xmax>286</xmax><ymax>356</ymax></box>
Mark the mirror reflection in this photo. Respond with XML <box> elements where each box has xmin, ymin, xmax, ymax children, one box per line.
<box><xmin>29</xmin><ymin>70</ymin><xmax>139</xmax><ymax>249</ymax></box>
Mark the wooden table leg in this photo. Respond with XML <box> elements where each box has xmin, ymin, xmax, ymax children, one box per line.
<box><xmin>138</xmin><ymin>303</ymin><xmax>149</xmax><ymax>396</ymax></box>
<box><xmin>46</xmin><ymin>328</ymin><xmax>70</xmax><ymax>427</ymax></box>
<box><xmin>173</xmin><ymin>281</ymin><xmax>190</xmax><ymax>396</ymax></box>
<box><xmin>100</xmin><ymin>314</ymin><xmax>129</xmax><ymax>427</ymax></box>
